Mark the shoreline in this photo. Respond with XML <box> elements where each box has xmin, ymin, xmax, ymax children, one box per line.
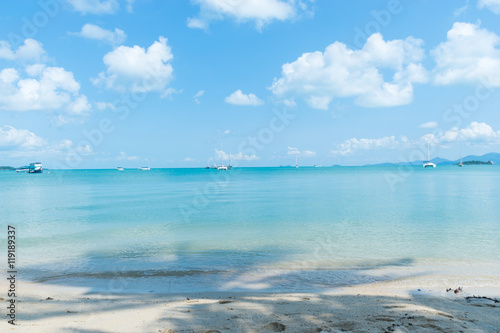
<box><xmin>2</xmin><ymin>276</ymin><xmax>499</xmax><ymax>332</ymax></box>
<box><xmin>16</xmin><ymin>258</ymin><xmax>500</xmax><ymax>294</ymax></box>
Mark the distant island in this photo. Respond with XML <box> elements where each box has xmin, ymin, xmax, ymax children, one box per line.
<box><xmin>364</xmin><ymin>152</ymin><xmax>500</xmax><ymax>167</ymax></box>
<box><xmin>454</xmin><ymin>160</ymin><xmax>494</xmax><ymax>165</ymax></box>
<box><xmin>0</xmin><ymin>166</ymin><xmax>15</xmax><ymax>171</ymax></box>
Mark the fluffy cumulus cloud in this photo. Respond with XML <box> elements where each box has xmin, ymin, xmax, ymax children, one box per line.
<box><xmin>432</xmin><ymin>22</ymin><xmax>500</xmax><ymax>87</ymax></box>
<box><xmin>0</xmin><ymin>65</ymin><xmax>90</xmax><ymax>114</ymax></box>
<box><xmin>0</xmin><ymin>39</ymin><xmax>47</xmax><ymax>62</ymax></box>
<box><xmin>478</xmin><ymin>0</ymin><xmax>500</xmax><ymax>13</ymax></box>
<box><xmin>271</xmin><ymin>33</ymin><xmax>428</xmax><ymax>109</ymax></box>
<box><xmin>427</xmin><ymin>122</ymin><xmax>500</xmax><ymax>145</ymax></box>
<box><xmin>0</xmin><ymin>125</ymin><xmax>80</xmax><ymax>162</ymax></box>
<box><xmin>73</xmin><ymin>23</ymin><xmax>126</xmax><ymax>45</ymax></box>
<box><xmin>67</xmin><ymin>0</ymin><xmax>119</xmax><ymax>14</ymax></box>
<box><xmin>225</xmin><ymin>89</ymin><xmax>263</xmax><ymax>106</ymax></box>
<box><xmin>92</xmin><ymin>37</ymin><xmax>174</xmax><ymax>94</ymax></box>
<box><xmin>0</xmin><ymin>125</ymin><xmax>45</xmax><ymax>149</ymax></box>
<box><xmin>188</xmin><ymin>0</ymin><xmax>305</xmax><ymax>30</ymax></box>
<box><xmin>0</xmin><ymin>39</ymin><xmax>91</xmax><ymax>123</ymax></box>
<box><xmin>331</xmin><ymin>136</ymin><xmax>407</xmax><ymax>156</ymax></box>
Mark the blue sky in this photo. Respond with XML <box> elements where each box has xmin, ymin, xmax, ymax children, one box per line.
<box><xmin>1</xmin><ymin>0</ymin><xmax>500</xmax><ymax>168</ymax></box>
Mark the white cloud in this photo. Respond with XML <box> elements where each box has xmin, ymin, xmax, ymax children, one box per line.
<box><xmin>194</xmin><ymin>90</ymin><xmax>205</xmax><ymax>104</ymax></box>
<box><xmin>125</xmin><ymin>0</ymin><xmax>136</xmax><ymax>13</ymax></box>
<box><xmin>73</xmin><ymin>23</ymin><xmax>126</xmax><ymax>45</ymax></box>
<box><xmin>67</xmin><ymin>0</ymin><xmax>119</xmax><ymax>14</ymax></box>
<box><xmin>92</xmin><ymin>36</ymin><xmax>174</xmax><ymax>94</ymax></box>
<box><xmin>419</xmin><ymin>121</ymin><xmax>438</xmax><ymax>128</ymax></box>
<box><xmin>454</xmin><ymin>0</ymin><xmax>469</xmax><ymax>16</ymax></box>
<box><xmin>478</xmin><ymin>0</ymin><xmax>500</xmax><ymax>13</ymax></box>
<box><xmin>283</xmin><ymin>98</ymin><xmax>296</xmax><ymax>107</ymax></box>
<box><xmin>287</xmin><ymin>146</ymin><xmax>299</xmax><ymax>155</ymax></box>
<box><xmin>117</xmin><ymin>151</ymin><xmax>139</xmax><ymax>161</ymax></box>
<box><xmin>77</xmin><ymin>144</ymin><xmax>93</xmax><ymax>155</ymax></box>
<box><xmin>0</xmin><ymin>125</ymin><xmax>45</xmax><ymax>149</ymax></box>
<box><xmin>187</xmin><ymin>17</ymin><xmax>209</xmax><ymax>30</ymax></box>
<box><xmin>55</xmin><ymin>139</ymin><xmax>74</xmax><ymax>150</ymax></box>
<box><xmin>67</xmin><ymin>96</ymin><xmax>91</xmax><ymax>115</ymax></box>
<box><xmin>0</xmin><ymin>39</ymin><xmax>47</xmax><ymax>62</ymax></box>
<box><xmin>184</xmin><ymin>157</ymin><xmax>196</xmax><ymax>162</ymax></box>
<box><xmin>188</xmin><ymin>0</ymin><xmax>303</xmax><ymax>30</ymax></box>
<box><xmin>161</xmin><ymin>87</ymin><xmax>182</xmax><ymax>99</ymax></box>
<box><xmin>0</xmin><ymin>68</ymin><xmax>19</xmax><ymax>83</ymax></box>
<box><xmin>0</xmin><ymin>127</ymin><xmax>78</xmax><ymax>161</ymax></box>
<box><xmin>434</xmin><ymin>122</ymin><xmax>500</xmax><ymax>144</ymax></box>
<box><xmin>96</xmin><ymin>102</ymin><xmax>115</xmax><ymax>110</ymax></box>
<box><xmin>0</xmin><ymin>65</ymin><xmax>90</xmax><ymax>114</ymax></box>
<box><xmin>225</xmin><ymin>89</ymin><xmax>264</xmax><ymax>106</ymax></box>
<box><xmin>216</xmin><ymin>149</ymin><xmax>259</xmax><ymax>161</ymax></box>
<box><xmin>331</xmin><ymin>136</ymin><xmax>403</xmax><ymax>156</ymax></box>
<box><xmin>287</xmin><ymin>147</ymin><xmax>315</xmax><ymax>157</ymax></box>
<box><xmin>302</xmin><ymin>150</ymin><xmax>316</xmax><ymax>158</ymax></box>
<box><xmin>432</xmin><ymin>22</ymin><xmax>500</xmax><ymax>87</ymax></box>
<box><xmin>49</xmin><ymin>114</ymin><xmax>86</xmax><ymax>127</ymax></box>
<box><xmin>331</xmin><ymin>122</ymin><xmax>500</xmax><ymax>157</ymax></box>
<box><xmin>270</xmin><ymin>33</ymin><xmax>428</xmax><ymax>109</ymax></box>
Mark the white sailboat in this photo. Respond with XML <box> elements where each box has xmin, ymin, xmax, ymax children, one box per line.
<box><xmin>295</xmin><ymin>154</ymin><xmax>298</xmax><ymax>168</ymax></box>
<box><xmin>217</xmin><ymin>150</ymin><xmax>227</xmax><ymax>170</ymax></box>
<box><xmin>458</xmin><ymin>147</ymin><xmax>463</xmax><ymax>167</ymax></box>
<box><xmin>423</xmin><ymin>141</ymin><xmax>436</xmax><ymax>168</ymax></box>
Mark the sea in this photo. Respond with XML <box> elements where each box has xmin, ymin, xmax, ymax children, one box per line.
<box><xmin>1</xmin><ymin>166</ymin><xmax>499</xmax><ymax>293</ymax></box>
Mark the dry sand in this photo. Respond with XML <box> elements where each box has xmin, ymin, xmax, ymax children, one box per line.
<box><xmin>2</xmin><ymin>279</ymin><xmax>499</xmax><ymax>332</ymax></box>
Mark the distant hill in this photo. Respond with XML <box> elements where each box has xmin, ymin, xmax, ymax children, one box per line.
<box><xmin>455</xmin><ymin>152</ymin><xmax>500</xmax><ymax>164</ymax></box>
<box><xmin>0</xmin><ymin>166</ymin><xmax>15</xmax><ymax>171</ymax></box>
<box><xmin>364</xmin><ymin>152</ymin><xmax>500</xmax><ymax>167</ymax></box>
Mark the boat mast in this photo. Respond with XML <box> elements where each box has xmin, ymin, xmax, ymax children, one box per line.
<box><xmin>427</xmin><ymin>141</ymin><xmax>430</xmax><ymax>162</ymax></box>
<box><xmin>220</xmin><ymin>144</ymin><xmax>223</xmax><ymax>166</ymax></box>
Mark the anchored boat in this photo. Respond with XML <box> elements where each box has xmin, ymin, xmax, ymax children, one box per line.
<box><xmin>29</xmin><ymin>162</ymin><xmax>43</xmax><ymax>173</ymax></box>
<box><xmin>423</xmin><ymin>142</ymin><xmax>436</xmax><ymax>168</ymax></box>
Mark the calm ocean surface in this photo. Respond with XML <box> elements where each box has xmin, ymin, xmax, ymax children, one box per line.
<box><xmin>2</xmin><ymin>166</ymin><xmax>499</xmax><ymax>292</ymax></box>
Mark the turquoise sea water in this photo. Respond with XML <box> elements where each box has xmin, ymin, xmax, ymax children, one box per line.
<box><xmin>1</xmin><ymin>166</ymin><xmax>499</xmax><ymax>292</ymax></box>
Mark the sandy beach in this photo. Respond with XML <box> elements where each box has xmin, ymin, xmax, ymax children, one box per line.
<box><xmin>2</xmin><ymin>277</ymin><xmax>499</xmax><ymax>333</ymax></box>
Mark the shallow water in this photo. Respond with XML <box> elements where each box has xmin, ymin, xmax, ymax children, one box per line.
<box><xmin>2</xmin><ymin>166</ymin><xmax>499</xmax><ymax>292</ymax></box>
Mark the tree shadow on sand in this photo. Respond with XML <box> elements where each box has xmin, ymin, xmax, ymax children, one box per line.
<box><xmin>13</xmin><ymin>285</ymin><xmax>500</xmax><ymax>332</ymax></box>
<box><xmin>14</xmin><ymin>245</ymin><xmax>500</xmax><ymax>332</ymax></box>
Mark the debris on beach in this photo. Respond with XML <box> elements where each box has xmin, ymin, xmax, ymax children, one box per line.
<box><xmin>218</xmin><ymin>300</ymin><xmax>234</xmax><ymax>304</ymax></box>
<box><xmin>465</xmin><ymin>296</ymin><xmax>500</xmax><ymax>307</ymax></box>
<box><xmin>446</xmin><ymin>287</ymin><xmax>463</xmax><ymax>294</ymax></box>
